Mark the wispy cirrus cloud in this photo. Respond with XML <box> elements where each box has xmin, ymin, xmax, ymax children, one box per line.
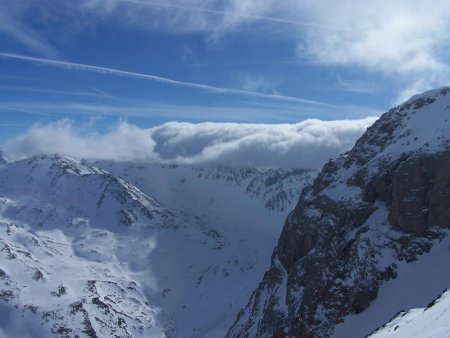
<box><xmin>80</xmin><ymin>0</ymin><xmax>450</xmax><ymax>72</ymax></box>
<box><xmin>84</xmin><ymin>0</ymin><xmax>450</xmax><ymax>99</ymax></box>
<box><xmin>0</xmin><ymin>84</ymin><xmax>113</xmax><ymax>99</ymax></box>
<box><xmin>81</xmin><ymin>0</ymin><xmax>321</xmax><ymax>41</ymax></box>
<box><xmin>114</xmin><ymin>0</ymin><xmax>338</xmax><ymax>29</ymax></box>
<box><xmin>0</xmin><ymin>105</ymin><xmax>49</xmax><ymax>117</ymax></box>
<box><xmin>0</xmin><ymin>0</ymin><xmax>346</xmax><ymax>48</ymax></box>
<box><xmin>0</xmin><ymin>98</ymin><xmax>382</xmax><ymax>123</ymax></box>
<box><xmin>0</xmin><ymin>8</ymin><xmax>58</xmax><ymax>57</ymax></box>
<box><xmin>335</xmin><ymin>77</ymin><xmax>377</xmax><ymax>94</ymax></box>
<box><xmin>4</xmin><ymin>0</ymin><xmax>450</xmax><ymax>75</ymax></box>
<box><xmin>2</xmin><ymin>0</ymin><xmax>449</xmax><ymax>104</ymax></box>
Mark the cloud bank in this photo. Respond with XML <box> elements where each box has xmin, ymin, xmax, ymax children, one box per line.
<box><xmin>3</xmin><ymin>117</ymin><xmax>377</xmax><ymax>168</ymax></box>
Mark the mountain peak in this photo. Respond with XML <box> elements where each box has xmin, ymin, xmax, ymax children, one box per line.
<box><xmin>403</xmin><ymin>86</ymin><xmax>450</xmax><ymax>106</ymax></box>
<box><xmin>344</xmin><ymin>86</ymin><xmax>450</xmax><ymax>169</ymax></box>
<box><xmin>228</xmin><ymin>87</ymin><xmax>450</xmax><ymax>337</ymax></box>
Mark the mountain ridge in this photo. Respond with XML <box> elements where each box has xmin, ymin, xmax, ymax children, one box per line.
<box><xmin>227</xmin><ymin>87</ymin><xmax>450</xmax><ymax>337</ymax></box>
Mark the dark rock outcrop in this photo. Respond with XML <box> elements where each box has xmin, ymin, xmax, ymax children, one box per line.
<box><xmin>228</xmin><ymin>87</ymin><xmax>450</xmax><ymax>337</ymax></box>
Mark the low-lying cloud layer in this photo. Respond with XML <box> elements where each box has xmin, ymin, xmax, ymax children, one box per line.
<box><xmin>3</xmin><ymin>117</ymin><xmax>377</xmax><ymax>168</ymax></box>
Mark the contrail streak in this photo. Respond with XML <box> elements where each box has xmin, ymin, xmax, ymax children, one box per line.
<box><xmin>0</xmin><ymin>52</ymin><xmax>335</xmax><ymax>107</ymax></box>
<box><xmin>115</xmin><ymin>0</ymin><xmax>349</xmax><ymax>31</ymax></box>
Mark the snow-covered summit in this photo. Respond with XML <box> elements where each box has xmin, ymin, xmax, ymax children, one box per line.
<box><xmin>307</xmin><ymin>87</ymin><xmax>450</xmax><ymax>209</ymax></box>
<box><xmin>228</xmin><ymin>88</ymin><xmax>450</xmax><ymax>338</ymax></box>
<box><xmin>0</xmin><ymin>154</ymin><xmax>169</xmax><ymax>231</ymax></box>
<box><xmin>350</xmin><ymin>86</ymin><xmax>449</xmax><ymax>162</ymax></box>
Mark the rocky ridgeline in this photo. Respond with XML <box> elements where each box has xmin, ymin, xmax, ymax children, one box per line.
<box><xmin>228</xmin><ymin>87</ymin><xmax>450</xmax><ymax>337</ymax></box>
<box><xmin>1</xmin><ymin>154</ymin><xmax>169</xmax><ymax>229</ymax></box>
<box><xmin>165</xmin><ymin>165</ymin><xmax>317</xmax><ymax>211</ymax></box>
<box><xmin>99</xmin><ymin>162</ymin><xmax>317</xmax><ymax>213</ymax></box>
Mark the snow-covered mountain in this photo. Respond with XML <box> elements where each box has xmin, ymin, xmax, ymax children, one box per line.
<box><xmin>3</xmin><ymin>87</ymin><xmax>450</xmax><ymax>338</ymax></box>
<box><xmin>0</xmin><ymin>154</ymin><xmax>315</xmax><ymax>337</ymax></box>
<box><xmin>228</xmin><ymin>87</ymin><xmax>450</xmax><ymax>337</ymax></box>
<box><xmin>93</xmin><ymin>162</ymin><xmax>316</xmax><ymax>213</ymax></box>
<box><xmin>0</xmin><ymin>155</ymin><xmax>171</xmax><ymax>337</ymax></box>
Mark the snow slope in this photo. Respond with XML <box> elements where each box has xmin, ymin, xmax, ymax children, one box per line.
<box><xmin>0</xmin><ymin>155</ymin><xmax>171</xmax><ymax>337</ymax></box>
<box><xmin>91</xmin><ymin>162</ymin><xmax>316</xmax><ymax>336</ymax></box>
<box><xmin>0</xmin><ymin>155</ymin><xmax>316</xmax><ymax>337</ymax></box>
<box><xmin>368</xmin><ymin>287</ymin><xmax>450</xmax><ymax>337</ymax></box>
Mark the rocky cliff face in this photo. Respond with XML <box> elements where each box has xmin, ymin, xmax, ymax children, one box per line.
<box><xmin>227</xmin><ymin>87</ymin><xmax>450</xmax><ymax>337</ymax></box>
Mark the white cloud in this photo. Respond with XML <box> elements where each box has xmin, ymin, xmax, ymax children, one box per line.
<box><xmin>3</xmin><ymin>117</ymin><xmax>377</xmax><ymax>168</ymax></box>
<box><xmin>4</xmin><ymin>119</ymin><xmax>158</xmax><ymax>162</ymax></box>
<box><xmin>293</xmin><ymin>1</ymin><xmax>450</xmax><ymax>73</ymax></box>
<box><xmin>291</xmin><ymin>0</ymin><xmax>450</xmax><ymax>96</ymax></box>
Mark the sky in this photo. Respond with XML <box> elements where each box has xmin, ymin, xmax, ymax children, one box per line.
<box><xmin>0</xmin><ymin>0</ymin><xmax>449</xmax><ymax>167</ymax></box>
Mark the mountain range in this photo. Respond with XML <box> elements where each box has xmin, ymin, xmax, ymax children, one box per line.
<box><xmin>1</xmin><ymin>87</ymin><xmax>450</xmax><ymax>337</ymax></box>
<box><xmin>0</xmin><ymin>154</ymin><xmax>315</xmax><ymax>337</ymax></box>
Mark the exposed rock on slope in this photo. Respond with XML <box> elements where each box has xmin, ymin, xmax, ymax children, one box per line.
<box><xmin>227</xmin><ymin>87</ymin><xmax>450</xmax><ymax>337</ymax></box>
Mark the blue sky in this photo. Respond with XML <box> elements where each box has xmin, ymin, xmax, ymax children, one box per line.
<box><xmin>1</xmin><ymin>0</ymin><xmax>449</xmax><ymax>144</ymax></box>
